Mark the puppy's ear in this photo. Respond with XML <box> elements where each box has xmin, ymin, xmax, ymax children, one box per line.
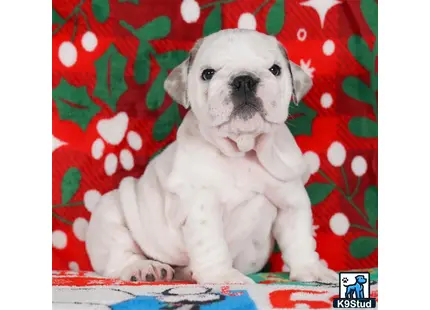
<box><xmin>278</xmin><ymin>44</ymin><xmax>313</xmax><ymax>105</ymax></box>
<box><xmin>164</xmin><ymin>39</ymin><xmax>203</xmax><ymax>109</ymax></box>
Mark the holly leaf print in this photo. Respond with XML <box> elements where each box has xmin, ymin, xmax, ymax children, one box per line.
<box><xmin>146</xmin><ymin>70</ymin><xmax>168</xmax><ymax>111</ymax></box>
<box><xmin>156</xmin><ymin>50</ymin><xmax>189</xmax><ymax>70</ymax></box>
<box><xmin>153</xmin><ymin>103</ymin><xmax>181</xmax><ymax>141</ymax></box>
<box><xmin>348</xmin><ymin>117</ymin><xmax>377</xmax><ymax>138</ymax></box>
<box><xmin>61</xmin><ymin>167</ymin><xmax>82</xmax><ymax>204</ymax></box>
<box><xmin>119</xmin><ymin>0</ymin><xmax>139</xmax><ymax>3</ymax></box>
<box><xmin>343</xmin><ymin>76</ymin><xmax>376</xmax><ymax>105</ymax></box>
<box><xmin>306</xmin><ymin>183</ymin><xmax>335</xmax><ymax>206</ymax></box>
<box><xmin>350</xmin><ymin>236</ymin><xmax>378</xmax><ymax>259</ymax></box>
<box><xmin>53</xmin><ymin>79</ymin><xmax>101</xmax><ymax>131</ymax></box>
<box><xmin>53</xmin><ymin>9</ymin><xmax>64</xmax><ymax>25</ymax></box>
<box><xmin>120</xmin><ymin>18</ymin><xmax>171</xmax><ymax>84</ymax></box>
<box><xmin>92</xmin><ymin>0</ymin><xmax>110</xmax><ymax>23</ymax></box>
<box><xmin>203</xmin><ymin>4</ymin><xmax>222</xmax><ymax>36</ymax></box>
<box><xmin>134</xmin><ymin>41</ymin><xmax>153</xmax><ymax>84</ymax></box>
<box><xmin>361</xmin><ymin>0</ymin><xmax>378</xmax><ymax>37</ymax></box>
<box><xmin>266</xmin><ymin>0</ymin><xmax>285</xmax><ymax>35</ymax></box>
<box><xmin>364</xmin><ymin>186</ymin><xmax>378</xmax><ymax>228</ymax></box>
<box><xmin>136</xmin><ymin>16</ymin><xmax>171</xmax><ymax>40</ymax></box>
<box><xmin>286</xmin><ymin>101</ymin><xmax>317</xmax><ymax>136</ymax></box>
<box><xmin>348</xmin><ymin>35</ymin><xmax>373</xmax><ymax>71</ymax></box>
<box><xmin>94</xmin><ymin>44</ymin><xmax>128</xmax><ymax>112</ymax></box>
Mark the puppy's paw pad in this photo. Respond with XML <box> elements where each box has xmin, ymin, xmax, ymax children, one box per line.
<box><xmin>121</xmin><ymin>260</ymin><xmax>174</xmax><ymax>282</ymax></box>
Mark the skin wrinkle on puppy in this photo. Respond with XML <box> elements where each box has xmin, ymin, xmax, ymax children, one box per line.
<box><xmin>85</xmin><ymin>29</ymin><xmax>337</xmax><ymax>284</ymax></box>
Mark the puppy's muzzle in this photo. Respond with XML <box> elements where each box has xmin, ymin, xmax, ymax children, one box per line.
<box><xmin>230</xmin><ymin>74</ymin><xmax>264</xmax><ymax>121</ymax></box>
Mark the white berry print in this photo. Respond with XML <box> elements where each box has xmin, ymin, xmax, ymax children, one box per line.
<box><xmin>351</xmin><ymin>156</ymin><xmax>368</xmax><ymax>177</ymax></box>
<box><xmin>321</xmin><ymin>93</ymin><xmax>333</xmax><ymax>108</ymax></box>
<box><xmin>52</xmin><ymin>230</ymin><xmax>67</xmax><ymax>249</ymax></box>
<box><xmin>238</xmin><ymin>13</ymin><xmax>257</xmax><ymax>30</ymax></box>
<box><xmin>81</xmin><ymin>31</ymin><xmax>98</xmax><ymax>52</ymax></box>
<box><xmin>327</xmin><ymin>141</ymin><xmax>346</xmax><ymax>167</ymax></box>
<box><xmin>180</xmin><ymin>0</ymin><xmax>201</xmax><ymax>23</ymax></box>
<box><xmin>323</xmin><ymin>39</ymin><xmax>335</xmax><ymax>56</ymax></box>
<box><xmin>330</xmin><ymin>213</ymin><xmax>350</xmax><ymax>236</ymax></box>
<box><xmin>59</xmin><ymin>41</ymin><xmax>77</xmax><ymax>67</ymax></box>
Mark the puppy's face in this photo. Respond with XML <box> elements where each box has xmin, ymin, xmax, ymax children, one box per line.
<box><xmin>164</xmin><ymin>29</ymin><xmax>312</xmax><ymax>135</ymax></box>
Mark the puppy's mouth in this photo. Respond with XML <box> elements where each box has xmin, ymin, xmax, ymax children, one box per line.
<box><xmin>215</xmin><ymin>102</ymin><xmax>273</xmax><ymax>128</ymax></box>
<box><xmin>231</xmin><ymin>100</ymin><xmax>265</xmax><ymax>121</ymax></box>
<box><xmin>215</xmin><ymin>112</ymin><xmax>273</xmax><ymax>137</ymax></box>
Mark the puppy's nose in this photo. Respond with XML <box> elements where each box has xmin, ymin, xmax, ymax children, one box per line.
<box><xmin>231</xmin><ymin>75</ymin><xmax>259</xmax><ymax>93</ymax></box>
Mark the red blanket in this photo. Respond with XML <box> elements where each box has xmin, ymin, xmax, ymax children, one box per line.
<box><xmin>52</xmin><ymin>0</ymin><xmax>378</xmax><ymax>272</ymax></box>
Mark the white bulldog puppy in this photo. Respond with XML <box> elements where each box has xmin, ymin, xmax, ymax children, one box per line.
<box><xmin>86</xmin><ymin>29</ymin><xmax>338</xmax><ymax>284</ymax></box>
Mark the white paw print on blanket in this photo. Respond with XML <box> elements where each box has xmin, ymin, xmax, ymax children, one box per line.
<box><xmin>91</xmin><ymin>112</ymin><xmax>143</xmax><ymax>176</ymax></box>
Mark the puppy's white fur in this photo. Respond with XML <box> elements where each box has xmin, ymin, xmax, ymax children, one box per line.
<box><xmin>86</xmin><ymin>29</ymin><xmax>337</xmax><ymax>284</ymax></box>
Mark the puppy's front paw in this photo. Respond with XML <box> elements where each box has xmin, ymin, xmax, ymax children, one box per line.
<box><xmin>120</xmin><ymin>260</ymin><xmax>175</xmax><ymax>282</ymax></box>
<box><xmin>290</xmin><ymin>261</ymin><xmax>338</xmax><ymax>283</ymax></box>
<box><xmin>173</xmin><ymin>266</ymin><xmax>194</xmax><ymax>281</ymax></box>
<box><xmin>194</xmin><ymin>268</ymin><xmax>255</xmax><ymax>284</ymax></box>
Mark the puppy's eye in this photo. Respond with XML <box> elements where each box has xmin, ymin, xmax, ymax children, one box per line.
<box><xmin>269</xmin><ymin>64</ymin><xmax>281</xmax><ymax>76</ymax></box>
<box><xmin>201</xmin><ymin>69</ymin><xmax>215</xmax><ymax>81</ymax></box>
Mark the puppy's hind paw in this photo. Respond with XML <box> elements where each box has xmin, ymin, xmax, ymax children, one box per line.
<box><xmin>173</xmin><ymin>266</ymin><xmax>194</xmax><ymax>281</ymax></box>
<box><xmin>120</xmin><ymin>260</ymin><xmax>175</xmax><ymax>282</ymax></box>
<box><xmin>290</xmin><ymin>260</ymin><xmax>338</xmax><ymax>283</ymax></box>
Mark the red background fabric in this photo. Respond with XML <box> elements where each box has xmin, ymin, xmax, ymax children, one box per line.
<box><xmin>52</xmin><ymin>0</ymin><xmax>378</xmax><ymax>272</ymax></box>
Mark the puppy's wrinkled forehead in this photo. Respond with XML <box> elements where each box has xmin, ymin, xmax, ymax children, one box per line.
<box><xmin>193</xmin><ymin>30</ymin><xmax>281</xmax><ymax>69</ymax></box>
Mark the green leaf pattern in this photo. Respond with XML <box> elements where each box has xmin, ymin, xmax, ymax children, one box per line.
<box><xmin>94</xmin><ymin>44</ymin><xmax>128</xmax><ymax>112</ymax></box>
<box><xmin>134</xmin><ymin>41</ymin><xmax>153</xmax><ymax>84</ymax></box>
<box><xmin>343</xmin><ymin>77</ymin><xmax>376</xmax><ymax>105</ymax></box>
<box><xmin>348</xmin><ymin>35</ymin><xmax>373</xmax><ymax>71</ymax></box>
<box><xmin>53</xmin><ymin>9</ymin><xmax>64</xmax><ymax>25</ymax></box>
<box><xmin>61</xmin><ymin>168</ymin><xmax>82</xmax><ymax>204</ymax></box>
<box><xmin>306</xmin><ymin>183</ymin><xmax>335</xmax><ymax>206</ymax></box>
<box><xmin>350</xmin><ymin>237</ymin><xmax>378</xmax><ymax>259</ymax></box>
<box><xmin>287</xmin><ymin>101</ymin><xmax>317</xmax><ymax>136</ymax></box>
<box><xmin>364</xmin><ymin>186</ymin><xmax>378</xmax><ymax>228</ymax></box>
<box><xmin>203</xmin><ymin>4</ymin><xmax>222</xmax><ymax>36</ymax></box>
<box><xmin>119</xmin><ymin>0</ymin><xmax>139</xmax><ymax>4</ymax></box>
<box><xmin>348</xmin><ymin>117</ymin><xmax>377</xmax><ymax>138</ymax></box>
<box><xmin>266</xmin><ymin>0</ymin><xmax>285</xmax><ymax>35</ymax></box>
<box><xmin>53</xmin><ymin>79</ymin><xmax>101</xmax><ymax>131</ymax></box>
<box><xmin>92</xmin><ymin>0</ymin><xmax>110</xmax><ymax>23</ymax></box>
<box><xmin>155</xmin><ymin>51</ymin><xmax>189</xmax><ymax>70</ymax></box>
<box><xmin>343</xmin><ymin>0</ymin><xmax>378</xmax><ymax>138</ymax></box>
<box><xmin>153</xmin><ymin>103</ymin><xmax>181</xmax><ymax>141</ymax></box>
<box><xmin>146</xmin><ymin>70</ymin><xmax>168</xmax><ymax>111</ymax></box>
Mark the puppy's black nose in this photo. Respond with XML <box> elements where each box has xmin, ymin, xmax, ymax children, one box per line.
<box><xmin>231</xmin><ymin>75</ymin><xmax>259</xmax><ymax>93</ymax></box>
